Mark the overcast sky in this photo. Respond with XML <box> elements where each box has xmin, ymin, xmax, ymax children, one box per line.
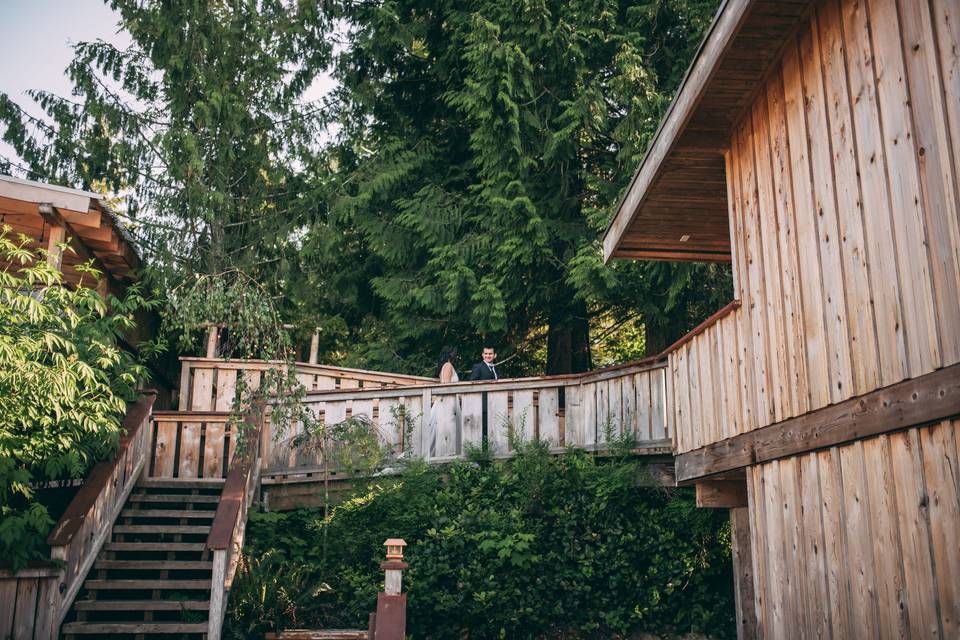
<box><xmin>0</xmin><ymin>0</ymin><xmax>131</xmax><ymax>174</ymax></box>
<box><xmin>0</xmin><ymin>0</ymin><xmax>336</xmax><ymax>182</ymax></box>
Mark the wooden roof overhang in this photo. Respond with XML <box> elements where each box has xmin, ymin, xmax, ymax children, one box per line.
<box><xmin>0</xmin><ymin>175</ymin><xmax>140</xmax><ymax>291</ymax></box>
<box><xmin>602</xmin><ymin>0</ymin><xmax>811</xmax><ymax>263</ymax></box>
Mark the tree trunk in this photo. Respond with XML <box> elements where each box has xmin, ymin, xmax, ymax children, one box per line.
<box><xmin>546</xmin><ymin>300</ymin><xmax>591</xmax><ymax>374</ymax></box>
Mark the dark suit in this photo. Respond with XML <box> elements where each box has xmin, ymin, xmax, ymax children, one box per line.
<box><xmin>469</xmin><ymin>362</ymin><xmax>499</xmax><ymax>381</ymax></box>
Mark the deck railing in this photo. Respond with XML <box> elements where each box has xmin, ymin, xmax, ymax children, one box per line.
<box><xmin>267</xmin><ymin>359</ymin><xmax>671</xmax><ymax>473</ymax></box>
<box><xmin>41</xmin><ymin>391</ymin><xmax>157</xmax><ymax>637</ymax></box>
<box><xmin>178</xmin><ymin>357</ymin><xmax>436</xmax><ymax>412</ymax></box>
<box><xmin>148</xmin><ymin>411</ymin><xmax>237</xmax><ymax>479</ymax></box>
<box><xmin>206</xmin><ymin>404</ymin><xmax>263</xmax><ymax>640</ymax></box>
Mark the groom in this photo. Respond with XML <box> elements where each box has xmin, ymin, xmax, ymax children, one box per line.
<box><xmin>469</xmin><ymin>345</ymin><xmax>500</xmax><ymax>381</ymax></box>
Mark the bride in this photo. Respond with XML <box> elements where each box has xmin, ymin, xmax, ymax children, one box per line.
<box><xmin>437</xmin><ymin>345</ymin><xmax>459</xmax><ymax>382</ymax></box>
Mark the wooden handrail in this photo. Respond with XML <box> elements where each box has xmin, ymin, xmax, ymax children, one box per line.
<box><xmin>180</xmin><ymin>356</ymin><xmax>436</xmax><ymax>383</ymax></box>
<box><xmin>207</xmin><ymin>404</ymin><xmax>263</xmax><ymax>551</ymax></box>
<box><xmin>47</xmin><ymin>391</ymin><xmax>156</xmax><ymax>546</ymax></box>
<box><xmin>657</xmin><ymin>299</ymin><xmax>741</xmax><ymax>358</ymax></box>
<box><xmin>301</xmin><ymin>358</ymin><xmax>668</xmax><ymax>402</ymax></box>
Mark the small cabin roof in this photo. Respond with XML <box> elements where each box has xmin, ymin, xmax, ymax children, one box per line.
<box><xmin>602</xmin><ymin>0</ymin><xmax>811</xmax><ymax>263</ymax></box>
<box><xmin>0</xmin><ymin>174</ymin><xmax>140</xmax><ymax>287</ymax></box>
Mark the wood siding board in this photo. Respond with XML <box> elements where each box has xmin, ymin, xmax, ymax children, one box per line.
<box><xmin>622</xmin><ymin>374</ymin><xmax>637</xmax><ymax>439</ymax></box>
<box><xmin>635</xmin><ymin>371</ymin><xmax>652</xmax><ymax>441</ymax></box>
<box><xmin>459</xmin><ymin>393</ymin><xmax>484</xmax><ymax>452</ymax></box>
<box><xmin>863</xmin><ymin>434</ymin><xmax>911</xmax><ymax>639</ymax></box>
<box><xmin>683</xmin><ymin>342</ymin><xmax>699</xmax><ymax>451</ymax></box>
<box><xmin>431</xmin><ymin>395</ymin><xmax>458</xmax><ymax>457</ymax></box>
<box><xmin>153</xmin><ymin>421</ymin><xmax>178</xmax><ymax>478</ymax></box>
<box><xmin>583</xmin><ymin>382</ymin><xmax>598</xmax><ymax>447</ymax></box>
<box><xmin>512</xmin><ymin>390</ymin><xmax>535</xmax><ymax>444</ymax></box>
<box><xmin>203</xmin><ymin>421</ymin><xmax>226</xmax><ymax>479</ymax></box>
<box><xmin>725</xmin><ymin>150</ymin><xmax>744</xmax><ymax>298</ymax></box>
<box><xmin>650</xmin><ymin>367</ymin><xmax>667</xmax><ymax>441</ymax></box>
<box><xmin>0</xmin><ymin>579</ymin><xmax>16</xmax><ymax>639</ymax></box>
<box><xmin>867</xmin><ymin>0</ymin><xmax>941</xmax><ymax>376</ymax></box>
<box><xmin>379</xmin><ymin>398</ymin><xmax>401</xmax><ymax>449</ymax></box>
<box><xmin>178</xmin><ymin>422</ymin><xmax>201</xmax><ymax>478</ymax></box>
<box><xmin>766</xmin><ymin>68</ymin><xmax>811</xmax><ymax>416</ymax></box>
<box><xmin>801</xmin><ymin>14</ymin><xmax>856</xmax><ymax>404</ymax></box>
<box><xmin>818</xmin><ymin>447</ymin><xmax>853</xmax><ymax>638</ymax></box>
<box><xmin>191</xmin><ymin>368</ymin><xmax>214</xmax><ymax>412</ymax></box>
<box><xmin>898</xmin><ymin>0</ymin><xmax>960</xmax><ymax>366</ymax></box>
<box><xmin>930</xmin><ymin>0</ymin><xmax>960</xmax><ymax>362</ymax></box>
<box><xmin>820</xmin><ymin>0</ymin><xmax>882</xmax><ymax>397</ymax></box>
<box><xmin>697</xmin><ymin>329</ymin><xmax>716</xmax><ymax>447</ymax></box>
<box><xmin>215</xmin><ymin>369</ymin><xmax>237</xmax><ymax>412</ymax></box>
<box><xmin>763</xmin><ymin>461</ymin><xmax>788</xmax><ymax>638</ymax></box>
<box><xmin>782</xmin><ymin>35</ymin><xmax>833</xmax><ymax>411</ymax></box>
<box><xmin>13</xmin><ymin>579</ymin><xmax>37</xmax><ymax>640</ymax></box>
<box><xmin>840</xmin><ymin>0</ymin><xmax>909</xmax><ymax>386</ymax></box>
<box><xmin>747</xmin><ymin>466</ymin><xmax>769</xmax><ymax>639</ymax></box>
<box><xmin>799</xmin><ymin>452</ymin><xmax>832</xmax><ymax>637</ymax></box>
<box><xmin>920</xmin><ymin>420</ymin><xmax>960</xmax><ymax>637</ymax></box>
<box><xmin>609</xmin><ymin>377</ymin><xmax>623</xmax><ymax>437</ymax></box>
<box><xmin>538</xmin><ymin>388</ymin><xmax>561</xmax><ymax>447</ymax></box>
<box><xmin>752</xmin><ymin>92</ymin><xmax>791</xmax><ymax>423</ymax></box>
<box><xmin>402</xmin><ymin>395</ymin><xmax>424</xmax><ymax>456</ymax></box>
<box><xmin>738</xmin><ymin>118</ymin><xmax>775</xmax><ymax>424</ymax></box>
<box><xmin>564</xmin><ymin>384</ymin><xmax>584</xmax><ymax>447</ymax></box>
<box><xmin>838</xmin><ymin>440</ymin><xmax>881</xmax><ymax>638</ymax></box>
<box><xmin>890</xmin><ymin>428</ymin><xmax>944</xmax><ymax>638</ymax></box>
<box><xmin>487</xmin><ymin>391</ymin><xmax>510</xmax><ymax>454</ymax></box>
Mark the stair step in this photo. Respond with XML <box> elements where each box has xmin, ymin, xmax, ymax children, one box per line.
<box><xmin>120</xmin><ymin>509</ymin><xmax>215</xmax><ymax>519</ymax></box>
<box><xmin>139</xmin><ymin>478</ymin><xmax>225</xmax><ymax>489</ymax></box>
<box><xmin>129</xmin><ymin>493</ymin><xmax>220</xmax><ymax>503</ymax></box>
<box><xmin>104</xmin><ymin>542</ymin><xmax>206</xmax><ymax>552</ymax></box>
<box><xmin>84</xmin><ymin>579</ymin><xmax>211</xmax><ymax>590</ymax></box>
<box><xmin>62</xmin><ymin>622</ymin><xmax>208</xmax><ymax>634</ymax></box>
<box><xmin>113</xmin><ymin>525</ymin><xmax>210</xmax><ymax>534</ymax></box>
<box><xmin>94</xmin><ymin>560</ymin><xmax>213</xmax><ymax>570</ymax></box>
<box><xmin>73</xmin><ymin>599</ymin><xmax>210</xmax><ymax>611</ymax></box>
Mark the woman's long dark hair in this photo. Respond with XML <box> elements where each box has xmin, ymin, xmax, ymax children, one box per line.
<box><xmin>437</xmin><ymin>345</ymin><xmax>457</xmax><ymax>376</ymax></box>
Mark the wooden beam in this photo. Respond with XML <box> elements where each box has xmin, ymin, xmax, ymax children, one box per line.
<box><xmin>309</xmin><ymin>332</ymin><xmax>320</xmax><ymax>364</ymax></box>
<box><xmin>675</xmin><ymin>363</ymin><xmax>960</xmax><ymax>483</ymax></box>
<box><xmin>46</xmin><ymin>222</ymin><xmax>66</xmax><ymax>271</ymax></box>
<box><xmin>696</xmin><ymin>479</ymin><xmax>748</xmax><ymax>508</ymax></box>
<box><xmin>610</xmin><ymin>249</ymin><xmax>733</xmax><ymax>262</ymax></box>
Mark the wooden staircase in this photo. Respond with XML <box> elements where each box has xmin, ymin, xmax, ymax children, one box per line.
<box><xmin>61</xmin><ymin>479</ymin><xmax>225</xmax><ymax>639</ymax></box>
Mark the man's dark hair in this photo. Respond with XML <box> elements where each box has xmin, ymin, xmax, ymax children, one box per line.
<box><xmin>481</xmin><ymin>344</ymin><xmax>496</xmax><ymax>352</ymax></box>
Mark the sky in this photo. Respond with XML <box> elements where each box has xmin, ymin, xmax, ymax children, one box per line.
<box><xmin>0</xmin><ymin>0</ymin><xmax>132</xmax><ymax>172</ymax></box>
<box><xmin>0</xmin><ymin>0</ymin><xmax>336</xmax><ymax>180</ymax></box>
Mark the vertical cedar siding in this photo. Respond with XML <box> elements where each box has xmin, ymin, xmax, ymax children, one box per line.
<box><xmin>672</xmin><ymin>0</ymin><xmax>960</xmax><ymax>455</ymax></box>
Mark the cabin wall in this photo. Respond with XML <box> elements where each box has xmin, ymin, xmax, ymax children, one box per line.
<box><xmin>745</xmin><ymin>419</ymin><xmax>959</xmax><ymax>639</ymax></box>
<box><xmin>672</xmin><ymin>0</ymin><xmax>960</xmax><ymax>454</ymax></box>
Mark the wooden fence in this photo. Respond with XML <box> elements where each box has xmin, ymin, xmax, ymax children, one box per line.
<box><xmin>178</xmin><ymin>357</ymin><xmax>436</xmax><ymax>413</ymax></box>
<box><xmin>0</xmin><ymin>393</ymin><xmax>157</xmax><ymax>640</ymax></box>
<box><xmin>266</xmin><ymin>360</ymin><xmax>671</xmax><ymax>473</ymax></box>
<box><xmin>148</xmin><ymin>412</ymin><xmax>238</xmax><ymax>479</ymax></box>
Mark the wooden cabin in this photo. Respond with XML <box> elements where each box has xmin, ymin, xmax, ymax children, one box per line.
<box><xmin>603</xmin><ymin>0</ymin><xmax>960</xmax><ymax>637</ymax></box>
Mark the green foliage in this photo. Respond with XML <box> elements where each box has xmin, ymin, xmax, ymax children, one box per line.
<box><xmin>300</xmin><ymin>0</ymin><xmax>731</xmax><ymax>375</ymax></box>
<box><xmin>0</xmin><ymin>228</ymin><xmax>159</xmax><ymax>568</ymax></box>
<box><xmin>230</xmin><ymin>450</ymin><xmax>735</xmax><ymax>639</ymax></box>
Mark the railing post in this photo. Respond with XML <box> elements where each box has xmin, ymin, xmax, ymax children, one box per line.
<box><xmin>206</xmin><ymin>325</ymin><xmax>220</xmax><ymax>358</ymax></box>
<box><xmin>309</xmin><ymin>330</ymin><xmax>320</xmax><ymax>364</ymax></box>
<box><xmin>374</xmin><ymin>539</ymin><xmax>408</xmax><ymax>640</ymax></box>
<box><xmin>207</xmin><ymin>549</ymin><xmax>228</xmax><ymax>640</ymax></box>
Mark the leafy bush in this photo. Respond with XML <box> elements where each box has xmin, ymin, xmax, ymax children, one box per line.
<box><xmin>0</xmin><ymin>228</ymin><xmax>157</xmax><ymax>568</ymax></box>
<box><xmin>229</xmin><ymin>445</ymin><xmax>735</xmax><ymax>639</ymax></box>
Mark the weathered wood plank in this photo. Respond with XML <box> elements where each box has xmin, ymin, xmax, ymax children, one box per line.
<box><xmin>215</xmin><ymin>369</ymin><xmax>237</xmax><ymax>412</ymax></box>
<box><xmin>889</xmin><ymin>428</ymin><xmax>942</xmax><ymax>638</ymax></box>
<box><xmin>675</xmin><ymin>362</ymin><xmax>960</xmax><ymax>482</ymax></box>
<box><xmin>635</xmin><ymin>372</ymin><xmax>651</xmax><ymax>441</ymax></box>
<box><xmin>868</xmin><ymin>0</ymin><xmax>940</xmax><ymax>376</ymax></box>
<box><xmin>782</xmin><ymin>36</ymin><xmax>831</xmax><ymax>412</ymax></box>
<box><xmin>178</xmin><ymin>422</ymin><xmax>202</xmax><ymax>478</ymax></box>
<box><xmin>695</xmin><ymin>479</ymin><xmax>747</xmax><ymax>508</ymax></box>
<box><xmin>487</xmin><ymin>391</ymin><xmax>510</xmax><ymax>453</ymax></box>
<box><xmin>512</xmin><ymin>390</ymin><xmax>535</xmax><ymax>444</ymax></box>
<box><xmin>13</xmin><ymin>578</ymin><xmax>38</xmax><ymax>640</ymax></box>
<box><xmin>153</xmin><ymin>420</ymin><xmax>178</xmax><ymax>478</ymax></box>
<box><xmin>191</xmin><ymin>368</ymin><xmax>214</xmax><ymax>412</ymax></box>
<box><xmin>798</xmin><ymin>452</ymin><xmax>831</xmax><ymax>638</ymax></box>
<box><xmin>460</xmin><ymin>393</ymin><xmax>484</xmax><ymax>451</ymax></box>
<box><xmin>564</xmin><ymin>384</ymin><xmax>584</xmax><ymax>447</ymax></box>
<box><xmin>837</xmin><ymin>440</ymin><xmax>880</xmax><ymax>637</ymax></box>
<box><xmin>729</xmin><ymin>507</ymin><xmax>758</xmax><ymax>640</ymax></box>
<box><xmin>203</xmin><ymin>421</ymin><xmax>226</xmax><ymax>478</ymax></box>
<box><xmin>538</xmin><ymin>388</ymin><xmax>560</xmax><ymax>447</ymax></box>
<box><xmin>431</xmin><ymin>395</ymin><xmax>458</xmax><ymax>457</ymax></box>
<box><xmin>818</xmin><ymin>447</ymin><xmax>852</xmax><ymax>638</ymax></box>
<box><xmin>840</xmin><ymin>0</ymin><xmax>908</xmax><ymax>387</ymax></box>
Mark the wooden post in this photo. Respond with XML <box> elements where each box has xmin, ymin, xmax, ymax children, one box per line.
<box><xmin>46</xmin><ymin>223</ymin><xmax>66</xmax><ymax>271</ymax></box>
<box><xmin>309</xmin><ymin>331</ymin><xmax>320</xmax><ymax>364</ymax></box>
<box><xmin>207</xmin><ymin>548</ymin><xmax>228</xmax><ymax>640</ymax></box>
<box><xmin>206</xmin><ymin>325</ymin><xmax>219</xmax><ymax>358</ymax></box>
<box><xmin>730</xmin><ymin>507</ymin><xmax>758</xmax><ymax>640</ymax></box>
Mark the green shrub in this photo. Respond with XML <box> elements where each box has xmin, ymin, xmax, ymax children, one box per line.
<box><xmin>0</xmin><ymin>227</ymin><xmax>158</xmax><ymax>568</ymax></box>
<box><xmin>229</xmin><ymin>445</ymin><xmax>735</xmax><ymax>639</ymax></box>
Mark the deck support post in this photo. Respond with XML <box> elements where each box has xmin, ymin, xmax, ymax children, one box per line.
<box><xmin>730</xmin><ymin>506</ymin><xmax>758</xmax><ymax>640</ymax></box>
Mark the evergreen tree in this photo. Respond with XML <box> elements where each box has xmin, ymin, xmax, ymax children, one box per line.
<box><xmin>0</xmin><ymin>0</ymin><xmax>333</xmax><ymax>356</ymax></box>
<box><xmin>314</xmin><ymin>0</ymin><xmax>730</xmax><ymax>375</ymax></box>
